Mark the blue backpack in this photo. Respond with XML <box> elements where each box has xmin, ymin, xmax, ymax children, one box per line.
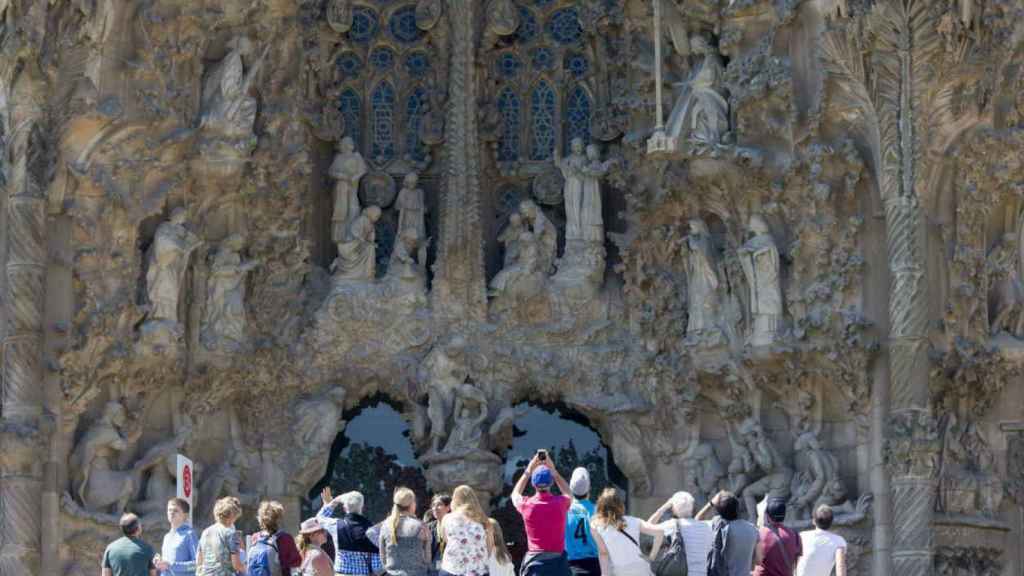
<box><xmin>247</xmin><ymin>532</ymin><xmax>282</xmax><ymax>576</ymax></box>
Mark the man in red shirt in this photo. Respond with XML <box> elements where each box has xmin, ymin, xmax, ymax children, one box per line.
<box><xmin>753</xmin><ymin>497</ymin><xmax>802</xmax><ymax>576</ymax></box>
<box><xmin>512</xmin><ymin>451</ymin><xmax>573</xmax><ymax>576</ymax></box>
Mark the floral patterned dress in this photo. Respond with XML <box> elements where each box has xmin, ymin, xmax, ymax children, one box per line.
<box><xmin>440</xmin><ymin>513</ymin><xmax>490</xmax><ymax>576</ymax></box>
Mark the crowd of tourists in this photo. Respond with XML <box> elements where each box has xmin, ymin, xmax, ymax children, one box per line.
<box><xmin>101</xmin><ymin>451</ymin><xmax>846</xmax><ymax>576</ymax></box>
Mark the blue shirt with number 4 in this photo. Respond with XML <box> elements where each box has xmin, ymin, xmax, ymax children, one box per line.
<box><xmin>565</xmin><ymin>498</ymin><xmax>598</xmax><ymax>561</ymax></box>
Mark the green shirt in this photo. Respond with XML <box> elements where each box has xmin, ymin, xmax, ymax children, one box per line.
<box><xmin>102</xmin><ymin>536</ymin><xmax>156</xmax><ymax>576</ymax></box>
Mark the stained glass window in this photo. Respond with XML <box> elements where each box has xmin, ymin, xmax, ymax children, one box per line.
<box><xmin>564</xmin><ymin>85</ymin><xmax>592</xmax><ymax>152</ymax></box>
<box><xmin>349</xmin><ymin>7</ymin><xmax>380</xmax><ymax>44</ymax></box>
<box><xmin>405</xmin><ymin>87</ymin><xmax>429</xmax><ymax>161</ymax></box>
<box><xmin>336</xmin><ymin>52</ymin><xmax>363</xmax><ymax>77</ymax></box>
<box><xmin>339</xmin><ymin>89</ymin><xmax>362</xmax><ymax>147</ymax></box>
<box><xmin>389</xmin><ymin>5</ymin><xmax>423</xmax><ymax>44</ymax></box>
<box><xmin>497</xmin><ymin>52</ymin><xmax>522</xmax><ymax>79</ymax></box>
<box><xmin>565</xmin><ymin>53</ymin><xmax>589</xmax><ymax>78</ymax></box>
<box><xmin>513</xmin><ymin>6</ymin><xmax>539</xmax><ymax>43</ymax></box>
<box><xmin>369</xmin><ymin>46</ymin><xmax>395</xmax><ymax>70</ymax></box>
<box><xmin>531</xmin><ymin>47</ymin><xmax>554</xmax><ymax>70</ymax></box>
<box><xmin>533</xmin><ymin>0</ymin><xmax>555</xmax><ymax>7</ymax></box>
<box><xmin>404</xmin><ymin>51</ymin><xmax>430</xmax><ymax>77</ymax></box>
<box><xmin>371</xmin><ymin>82</ymin><xmax>396</xmax><ymax>161</ymax></box>
<box><xmin>529</xmin><ymin>81</ymin><xmax>556</xmax><ymax>161</ymax></box>
<box><xmin>498</xmin><ymin>88</ymin><xmax>521</xmax><ymax>162</ymax></box>
<box><xmin>547</xmin><ymin>8</ymin><xmax>583</xmax><ymax>45</ymax></box>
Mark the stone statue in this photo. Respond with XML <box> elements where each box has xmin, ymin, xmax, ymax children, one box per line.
<box><xmin>68</xmin><ymin>400</ymin><xmax>141</xmax><ymax>513</ymax></box>
<box><xmin>682</xmin><ymin>218</ymin><xmax>720</xmax><ymax>337</ymax></box>
<box><xmin>443</xmin><ymin>383</ymin><xmax>490</xmax><ymax>455</ymax></box>
<box><xmin>395</xmin><ymin>172</ymin><xmax>427</xmax><ymax>242</ymax></box>
<box><xmin>490</xmin><ymin>227</ymin><xmax>543</xmax><ymax>298</ymax></box>
<box><xmin>738</xmin><ymin>419</ymin><xmax>793</xmax><ymax>520</ymax></box>
<box><xmin>936</xmin><ymin>395</ymin><xmax>1002</xmax><ymax>517</ymax></box>
<box><xmin>497</xmin><ymin>212</ymin><xmax>527</xmax><ymax>268</ymax></box>
<box><xmin>133</xmin><ymin>418</ymin><xmax>194</xmax><ymax>519</ymax></box>
<box><xmin>554</xmin><ymin>138</ymin><xmax>589</xmax><ymax>242</ymax></box>
<box><xmin>738</xmin><ymin>215</ymin><xmax>783</xmax><ymax>346</ymax></box>
<box><xmin>683</xmin><ymin>441</ymin><xmax>727</xmax><ymax>504</ymax></box>
<box><xmin>291</xmin><ymin>387</ymin><xmax>348</xmax><ymax>490</ymax></box>
<box><xmin>202</xmin><ymin>234</ymin><xmax>260</xmax><ymax>350</ymax></box>
<box><xmin>329</xmin><ymin>137</ymin><xmax>369</xmax><ymax>244</ymax></box>
<box><xmin>421</xmin><ymin>337</ymin><xmax>470</xmax><ymax>454</ymax></box>
<box><xmin>580</xmin><ymin>144</ymin><xmax>616</xmax><ymax>243</ymax></box>
<box><xmin>666</xmin><ymin>35</ymin><xmax>728</xmax><ymax>146</ymax></box>
<box><xmin>385</xmin><ymin>229</ymin><xmax>429</xmax><ymax>307</ymax></box>
<box><xmin>789</xmin><ymin>430</ymin><xmax>843</xmax><ymax>519</ymax></box>
<box><xmin>519</xmin><ymin>200</ymin><xmax>557</xmax><ymax>275</ymax></box>
<box><xmin>331</xmin><ymin>206</ymin><xmax>382</xmax><ymax>280</ymax></box>
<box><xmin>987</xmin><ymin>233</ymin><xmax>1023</xmax><ymax>337</ymax></box>
<box><xmin>199</xmin><ymin>45</ymin><xmax>265</xmax><ymax>161</ymax></box>
<box><xmin>145</xmin><ymin>208</ymin><xmax>203</xmax><ymax>324</ymax></box>
<box><xmin>326</xmin><ymin>0</ymin><xmax>354</xmax><ymax>33</ymax></box>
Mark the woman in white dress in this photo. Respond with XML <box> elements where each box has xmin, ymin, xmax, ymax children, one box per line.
<box><xmin>590</xmin><ymin>488</ymin><xmax>664</xmax><ymax>576</ymax></box>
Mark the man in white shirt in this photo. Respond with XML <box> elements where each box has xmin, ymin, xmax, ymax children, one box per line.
<box><xmin>647</xmin><ymin>491</ymin><xmax>713</xmax><ymax>576</ymax></box>
<box><xmin>795</xmin><ymin>505</ymin><xmax>846</xmax><ymax>576</ymax></box>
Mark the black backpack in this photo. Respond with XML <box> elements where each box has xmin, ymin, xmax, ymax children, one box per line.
<box><xmin>652</xmin><ymin>520</ymin><xmax>689</xmax><ymax>576</ymax></box>
<box><xmin>705</xmin><ymin>519</ymin><xmax>727</xmax><ymax>576</ymax></box>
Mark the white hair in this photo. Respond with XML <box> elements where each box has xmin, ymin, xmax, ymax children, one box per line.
<box><xmin>670</xmin><ymin>491</ymin><xmax>695</xmax><ymax>519</ymax></box>
<box><xmin>341</xmin><ymin>491</ymin><xmax>364</xmax><ymax>515</ymax></box>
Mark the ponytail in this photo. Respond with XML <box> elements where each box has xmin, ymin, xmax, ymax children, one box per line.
<box><xmin>388</xmin><ymin>487</ymin><xmax>417</xmax><ymax>544</ymax></box>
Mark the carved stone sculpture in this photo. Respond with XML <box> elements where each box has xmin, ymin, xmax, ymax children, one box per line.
<box><xmin>683</xmin><ymin>441</ymin><xmax>727</xmax><ymax>504</ymax></box>
<box><xmin>132</xmin><ymin>418</ymin><xmax>193</xmax><ymax>519</ymax></box>
<box><xmin>198</xmin><ymin>45</ymin><xmax>264</xmax><ymax>166</ymax></box>
<box><xmin>420</xmin><ymin>337</ymin><xmax>471</xmax><ymax>454</ymax></box>
<box><xmin>738</xmin><ymin>419</ymin><xmax>793</xmax><ymax>520</ymax></box>
<box><xmin>789</xmin><ymin>430</ymin><xmax>844</xmax><ymax>519</ymax></box>
<box><xmin>682</xmin><ymin>218</ymin><xmax>720</xmax><ymax>338</ymax></box>
<box><xmin>555</xmin><ymin>138</ymin><xmax>589</xmax><ymax>243</ymax></box>
<box><xmin>326</xmin><ymin>0</ymin><xmax>354</xmax><ymax>33</ymax></box>
<box><xmin>145</xmin><ymin>208</ymin><xmax>203</xmax><ymax>325</ymax></box>
<box><xmin>738</xmin><ymin>215</ymin><xmax>783</xmax><ymax>346</ymax></box>
<box><xmin>936</xmin><ymin>400</ymin><xmax>1003</xmax><ymax>518</ymax></box>
<box><xmin>68</xmin><ymin>400</ymin><xmax>140</xmax><ymax>513</ymax></box>
<box><xmin>202</xmin><ymin>234</ymin><xmax>260</xmax><ymax>351</ymax></box>
<box><xmin>519</xmin><ymin>200</ymin><xmax>557</xmax><ymax>275</ymax></box>
<box><xmin>291</xmin><ymin>387</ymin><xmax>348</xmax><ymax>491</ymax></box>
<box><xmin>329</xmin><ymin>137</ymin><xmax>369</xmax><ymax>244</ymax></box>
<box><xmin>490</xmin><ymin>224</ymin><xmax>544</xmax><ymax>300</ymax></box>
<box><xmin>331</xmin><ymin>206</ymin><xmax>382</xmax><ymax>281</ymax></box>
<box><xmin>987</xmin><ymin>233</ymin><xmax>1023</xmax><ymax>337</ymax></box>
<box><xmin>497</xmin><ymin>212</ymin><xmax>527</xmax><ymax>268</ymax></box>
<box><xmin>395</xmin><ymin>172</ymin><xmax>427</xmax><ymax>242</ymax></box>
<box><xmin>442</xmin><ymin>383</ymin><xmax>490</xmax><ymax>455</ymax></box>
<box><xmin>385</xmin><ymin>229</ymin><xmax>428</xmax><ymax>307</ymax></box>
<box><xmin>665</xmin><ymin>35</ymin><xmax>728</xmax><ymax>146</ymax></box>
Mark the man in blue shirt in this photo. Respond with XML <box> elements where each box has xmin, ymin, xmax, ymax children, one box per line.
<box><xmin>154</xmin><ymin>498</ymin><xmax>198</xmax><ymax>576</ymax></box>
<box><xmin>565</xmin><ymin>468</ymin><xmax>600</xmax><ymax>576</ymax></box>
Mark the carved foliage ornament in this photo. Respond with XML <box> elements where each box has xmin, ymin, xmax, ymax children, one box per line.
<box><xmin>884</xmin><ymin>409</ymin><xmax>941</xmax><ymax>479</ymax></box>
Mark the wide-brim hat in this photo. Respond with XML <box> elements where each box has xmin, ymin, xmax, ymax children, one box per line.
<box><xmin>300</xmin><ymin>517</ymin><xmax>324</xmax><ymax>535</ymax></box>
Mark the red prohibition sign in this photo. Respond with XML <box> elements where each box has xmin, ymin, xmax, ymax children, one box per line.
<box><xmin>183</xmin><ymin>465</ymin><xmax>193</xmax><ymax>498</ymax></box>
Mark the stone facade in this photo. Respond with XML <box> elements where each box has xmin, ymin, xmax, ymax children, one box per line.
<box><xmin>0</xmin><ymin>0</ymin><xmax>1023</xmax><ymax>575</ymax></box>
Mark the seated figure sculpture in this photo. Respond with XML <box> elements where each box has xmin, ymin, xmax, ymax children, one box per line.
<box><xmin>69</xmin><ymin>400</ymin><xmax>141</xmax><ymax>514</ymax></box>
<box><xmin>332</xmin><ymin>205</ymin><xmax>382</xmax><ymax>281</ymax></box>
<box><xmin>665</xmin><ymin>35</ymin><xmax>728</xmax><ymax>147</ymax></box>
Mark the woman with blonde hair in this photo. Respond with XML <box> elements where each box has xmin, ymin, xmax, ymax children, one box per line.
<box><xmin>297</xmin><ymin>517</ymin><xmax>335</xmax><ymax>576</ymax></box>
<box><xmin>440</xmin><ymin>485</ymin><xmax>492</xmax><ymax>576</ymax></box>
<box><xmin>248</xmin><ymin>500</ymin><xmax>302</xmax><ymax>574</ymax></box>
<box><xmin>196</xmin><ymin>496</ymin><xmax>245</xmax><ymax>575</ymax></box>
<box><xmin>379</xmin><ymin>487</ymin><xmax>432</xmax><ymax>576</ymax></box>
<box><xmin>487</xmin><ymin>519</ymin><xmax>514</xmax><ymax>576</ymax></box>
<box><xmin>590</xmin><ymin>488</ymin><xmax>664</xmax><ymax>576</ymax></box>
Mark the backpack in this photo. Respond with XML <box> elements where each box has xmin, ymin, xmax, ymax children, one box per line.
<box><xmin>651</xmin><ymin>520</ymin><xmax>689</xmax><ymax>576</ymax></box>
<box><xmin>247</xmin><ymin>531</ymin><xmax>282</xmax><ymax>576</ymax></box>
<box><xmin>705</xmin><ymin>520</ymin><xmax>727</xmax><ymax>576</ymax></box>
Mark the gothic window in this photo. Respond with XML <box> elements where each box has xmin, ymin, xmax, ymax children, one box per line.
<box><xmin>339</xmin><ymin>89</ymin><xmax>362</xmax><ymax>149</ymax></box>
<box><xmin>497</xmin><ymin>52</ymin><xmax>522</xmax><ymax>79</ymax></box>
<box><xmin>565</xmin><ymin>52</ymin><xmax>589</xmax><ymax>78</ymax></box>
<box><xmin>513</xmin><ymin>6</ymin><xmax>539</xmax><ymax>43</ymax></box>
<box><xmin>389</xmin><ymin>5</ymin><xmax>423</xmax><ymax>44</ymax></box>
<box><xmin>498</xmin><ymin>88</ymin><xmax>521</xmax><ymax>162</ymax></box>
<box><xmin>349</xmin><ymin>6</ymin><xmax>380</xmax><ymax>44</ymax></box>
<box><xmin>564</xmin><ymin>85</ymin><xmax>592</xmax><ymax>152</ymax></box>
<box><xmin>336</xmin><ymin>52</ymin><xmax>364</xmax><ymax>76</ymax></box>
<box><xmin>404</xmin><ymin>51</ymin><xmax>431</xmax><ymax>77</ymax></box>
<box><xmin>529</xmin><ymin>81</ymin><xmax>556</xmax><ymax>161</ymax></box>
<box><xmin>405</xmin><ymin>87</ymin><xmax>429</xmax><ymax>161</ymax></box>
<box><xmin>369</xmin><ymin>46</ymin><xmax>395</xmax><ymax>71</ymax></box>
<box><xmin>371</xmin><ymin>82</ymin><xmax>396</xmax><ymax>161</ymax></box>
<box><xmin>531</xmin><ymin>47</ymin><xmax>555</xmax><ymax>71</ymax></box>
<box><xmin>547</xmin><ymin>8</ymin><xmax>583</xmax><ymax>45</ymax></box>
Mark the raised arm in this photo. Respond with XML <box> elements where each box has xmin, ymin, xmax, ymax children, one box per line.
<box><xmin>647</xmin><ymin>498</ymin><xmax>673</xmax><ymax>525</ymax></box>
<box><xmin>551</xmin><ymin>464</ymin><xmax>571</xmax><ymax>498</ymax></box>
<box><xmin>512</xmin><ymin>454</ymin><xmax>540</xmax><ymax>504</ymax></box>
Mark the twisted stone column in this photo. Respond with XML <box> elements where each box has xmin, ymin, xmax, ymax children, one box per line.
<box><xmin>1</xmin><ymin>116</ymin><xmax>48</xmax><ymax>575</ymax></box>
<box><xmin>431</xmin><ymin>0</ymin><xmax>487</xmax><ymax>322</ymax></box>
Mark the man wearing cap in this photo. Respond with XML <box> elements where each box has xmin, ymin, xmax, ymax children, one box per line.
<box><xmin>512</xmin><ymin>451</ymin><xmax>573</xmax><ymax>576</ymax></box>
<box><xmin>753</xmin><ymin>497</ymin><xmax>802</xmax><ymax>576</ymax></box>
<box><xmin>564</xmin><ymin>468</ymin><xmax>600</xmax><ymax>576</ymax></box>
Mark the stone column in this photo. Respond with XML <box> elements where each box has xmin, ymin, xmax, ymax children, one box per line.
<box><xmin>1</xmin><ymin>111</ymin><xmax>49</xmax><ymax>575</ymax></box>
<box><xmin>883</xmin><ymin>193</ymin><xmax>936</xmax><ymax>576</ymax></box>
<box><xmin>431</xmin><ymin>0</ymin><xmax>487</xmax><ymax>322</ymax></box>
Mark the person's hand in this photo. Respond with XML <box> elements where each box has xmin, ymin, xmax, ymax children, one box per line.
<box><xmin>711</xmin><ymin>490</ymin><xmax>727</xmax><ymax>507</ymax></box>
<box><xmin>155</xmin><ymin>559</ymin><xmax>170</xmax><ymax>572</ymax></box>
<box><xmin>526</xmin><ymin>453</ymin><xmax>541</xmax><ymax>473</ymax></box>
<box><xmin>321</xmin><ymin>486</ymin><xmax>333</xmax><ymax>504</ymax></box>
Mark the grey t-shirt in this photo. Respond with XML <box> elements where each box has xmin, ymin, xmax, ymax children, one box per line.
<box><xmin>197</xmin><ymin>524</ymin><xmax>241</xmax><ymax>576</ymax></box>
<box><xmin>720</xmin><ymin>519</ymin><xmax>759</xmax><ymax>576</ymax></box>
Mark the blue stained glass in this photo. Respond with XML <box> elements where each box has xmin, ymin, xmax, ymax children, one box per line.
<box><xmin>547</xmin><ymin>8</ymin><xmax>583</xmax><ymax>44</ymax></box>
<box><xmin>565</xmin><ymin>53</ymin><xmax>589</xmax><ymax>77</ymax></box>
<box><xmin>405</xmin><ymin>87</ymin><xmax>429</xmax><ymax>161</ymax></box>
<box><xmin>497</xmin><ymin>53</ymin><xmax>522</xmax><ymax>78</ymax></box>
<box><xmin>404</xmin><ymin>51</ymin><xmax>430</xmax><ymax>77</ymax></box>
<box><xmin>371</xmin><ymin>82</ymin><xmax>396</xmax><ymax>161</ymax></box>
<box><xmin>564</xmin><ymin>85</ymin><xmax>592</xmax><ymax>153</ymax></box>
<box><xmin>339</xmin><ymin>89</ymin><xmax>362</xmax><ymax>148</ymax></box>
<box><xmin>514</xmin><ymin>6</ymin><xmax>539</xmax><ymax>43</ymax></box>
<box><xmin>529</xmin><ymin>82</ymin><xmax>556</xmax><ymax>161</ymax></box>
<box><xmin>531</xmin><ymin>47</ymin><xmax>554</xmax><ymax>70</ymax></box>
<box><xmin>497</xmin><ymin>88</ymin><xmax>521</xmax><ymax>162</ymax></box>
<box><xmin>389</xmin><ymin>5</ymin><xmax>423</xmax><ymax>44</ymax></box>
<box><xmin>533</xmin><ymin>0</ymin><xmax>555</xmax><ymax>7</ymax></box>
<box><xmin>369</xmin><ymin>46</ymin><xmax>395</xmax><ymax>70</ymax></box>
<box><xmin>349</xmin><ymin>7</ymin><xmax>380</xmax><ymax>43</ymax></box>
<box><xmin>336</xmin><ymin>52</ymin><xmax>363</xmax><ymax>76</ymax></box>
